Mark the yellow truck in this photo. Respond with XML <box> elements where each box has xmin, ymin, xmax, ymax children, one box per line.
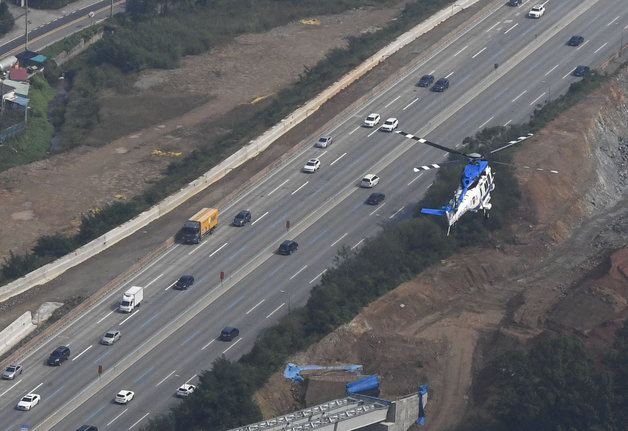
<box><xmin>181</xmin><ymin>208</ymin><xmax>218</xmax><ymax>244</ymax></box>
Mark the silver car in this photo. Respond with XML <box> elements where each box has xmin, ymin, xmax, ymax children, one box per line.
<box><xmin>100</xmin><ymin>330</ymin><xmax>121</xmax><ymax>345</ymax></box>
<box><xmin>2</xmin><ymin>364</ymin><xmax>23</xmax><ymax>380</ymax></box>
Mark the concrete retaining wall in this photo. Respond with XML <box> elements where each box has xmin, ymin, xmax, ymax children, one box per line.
<box><xmin>0</xmin><ymin>0</ymin><xmax>479</xmax><ymax>304</ymax></box>
<box><xmin>0</xmin><ymin>311</ymin><xmax>36</xmax><ymax>357</ymax></box>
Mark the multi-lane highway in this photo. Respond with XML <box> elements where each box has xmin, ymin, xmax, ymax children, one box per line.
<box><xmin>0</xmin><ymin>0</ymin><xmax>625</xmax><ymax>429</ymax></box>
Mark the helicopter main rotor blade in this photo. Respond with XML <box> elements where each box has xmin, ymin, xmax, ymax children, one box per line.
<box><xmin>396</xmin><ymin>131</ymin><xmax>467</xmax><ymax>157</ymax></box>
<box><xmin>491</xmin><ymin>161</ymin><xmax>558</xmax><ymax>173</ymax></box>
<box><xmin>489</xmin><ymin>133</ymin><xmax>533</xmax><ymax>154</ymax></box>
<box><xmin>413</xmin><ymin>160</ymin><xmax>467</xmax><ymax>172</ymax></box>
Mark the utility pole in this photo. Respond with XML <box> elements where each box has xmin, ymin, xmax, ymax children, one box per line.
<box><xmin>24</xmin><ymin>0</ymin><xmax>29</xmax><ymax>50</ymax></box>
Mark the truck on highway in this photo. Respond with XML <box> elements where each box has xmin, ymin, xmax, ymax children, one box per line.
<box><xmin>119</xmin><ymin>286</ymin><xmax>143</xmax><ymax>312</ymax></box>
<box><xmin>181</xmin><ymin>207</ymin><xmax>218</xmax><ymax>244</ymax></box>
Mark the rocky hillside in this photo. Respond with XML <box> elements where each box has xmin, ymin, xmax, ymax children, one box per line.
<box><xmin>253</xmin><ymin>67</ymin><xmax>628</xmax><ymax>430</ymax></box>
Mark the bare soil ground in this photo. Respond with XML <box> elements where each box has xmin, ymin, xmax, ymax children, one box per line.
<box><xmin>1</xmin><ymin>2</ymin><xmax>627</xmax><ymax>430</ymax></box>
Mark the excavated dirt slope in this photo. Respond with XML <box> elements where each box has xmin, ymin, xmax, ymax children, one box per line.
<box><xmin>253</xmin><ymin>68</ymin><xmax>628</xmax><ymax>430</ymax></box>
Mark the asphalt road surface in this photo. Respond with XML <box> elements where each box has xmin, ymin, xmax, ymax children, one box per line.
<box><xmin>0</xmin><ymin>0</ymin><xmax>625</xmax><ymax>430</ymax></box>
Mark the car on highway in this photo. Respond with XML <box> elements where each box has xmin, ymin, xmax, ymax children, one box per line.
<box><xmin>174</xmin><ymin>275</ymin><xmax>195</xmax><ymax>290</ymax></box>
<box><xmin>508</xmin><ymin>0</ymin><xmax>522</xmax><ymax>6</ymax></box>
<box><xmin>76</xmin><ymin>426</ymin><xmax>99</xmax><ymax>431</ymax></box>
<box><xmin>432</xmin><ymin>78</ymin><xmax>449</xmax><ymax>92</ymax></box>
<box><xmin>366</xmin><ymin>193</ymin><xmax>386</xmax><ymax>205</ymax></box>
<box><xmin>416</xmin><ymin>74</ymin><xmax>434</xmax><ymax>87</ymax></box>
<box><xmin>380</xmin><ymin>118</ymin><xmax>398</xmax><ymax>132</ymax></box>
<box><xmin>528</xmin><ymin>4</ymin><xmax>545</xmax><ymax>18</ymax></box>
<box><xmin>219</xmin><ymin>326</ymin><xmax>240</xmax><ymax>341</ymax></box>
<box><xmin>176</xmin><ymin>383</ymin><xmax>196</xmax><ymax>397</ymax></box>
<box><xmin>315</xmin><ymin>136</ymin><xmax>333</xmax><ymax>148</ymax></box>
<box><xmin>567</xmin><ymin>35</ymin><xmax>584</xmax><ymax>46</ymax></box>
<box><xmin>360</xmin><ymin>174</ymin><xmax>380</xmax><ymax>188</ymax></box>
<box><xmin>114</xmin><ymin>390</ymin><xmax>135</xmax><ymax>404</ymax></box>
<box><xmin>362</xmin><ymin>113</ymin><xmax>380</xmax><ymax>127</ymax></box>
<box><xmin>100</xmin><ymin>329</ymin><xmax>121</xmax><ymax>345</ymax></box>
<box><xmin>47</xmin><ymin>345</ymin><xmax>70</xmax><ymax>366</ymax></box>
<box><xmin>303</xmin><ymin>158</ymin><xmax>321</xmax><ymax>173</ymax></box>
<box><xmin>278</xmin><ymin>240</ymin><xmax>299</xmax><ymax>255</ymax></box>
<box><xmin>16</xmin><ymin>393</ymin><xmax>40</xmax><ymax>411</ymax></box>
<box><xmin>232</xmin><ymin>209</ymin><xmax>251</xmax><ymax>226</ymax></box>
<box><xmin>572</xmin><ymin>65</ymin><xmax>590</xmax><ymax>77</ymax></box>
<box><xmin>2</xmin><ymin>364</ymin><xmax>23</xmax><ymax>380</ymax></box>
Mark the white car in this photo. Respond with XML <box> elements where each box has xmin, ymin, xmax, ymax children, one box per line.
<box><xmin>100</xmin><ymin>329</ymin><xmax>121</xmax><ymax>345</ymax></box>
<box><xmin>16</xmin><ymin>393</ymin><xmax>40</xmax><ymax>410</ymax></box>
<box><xmin>528</xmin><ymin>4</ymin><xmax>545</xmax><ymax>18</ymax></box>
<box><xmin>176</xmin><ymin>383</ymin><xmax>196</xmax><ymax>397</ymax></box>
<box><xmin>363</xmin><ymin>113</ymin><xmax>381</xmax><ymax>127</ymax></box>
<box><xmin>302</xmin><ymin>158</ymin><xmax>321</xmax><ymax>173</ymax></box>
<box><xmin>114</xmin><ymin>390</ymin><xmax>135</xmax><ymax>404</ymax></box>
<box><xmin>380</xmin><ymin>118</ymin><xmax>398</xmax><ymax>132</ymax></box>
<box><xmin>315</xmin><ymin>136</ymin><xmax>333</xmax><ymax>148</ymax></box>
<box><xmin>360</xmin><ymin>174</ymin><xmax>380</xmax><ymax>188</ymax></box>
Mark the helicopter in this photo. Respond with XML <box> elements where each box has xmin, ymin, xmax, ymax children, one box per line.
<box><xmin>395</xmin><ymin>131</ymin><xmax>557</xmax><ymax>235</ymax></box>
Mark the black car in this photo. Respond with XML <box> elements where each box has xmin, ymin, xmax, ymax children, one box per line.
<box><xmin>568</xmin><ymin>35</ymin><xmax>584</xmax><ymax>46</ymax></box>
<box><xmin>219</xmin><ymin>326</ymin><xmax>240</xmax><ymax>341</ymax></box>
<box><xmin>508</xmin><ymin>0</ymin><xmax>521</xmax><ymax>5</ymax></box>
<box><xmin>416</xmin><ymin>74</ymin><xmax>434</xmax><ymax>87</ymax></box>
<box><xmin>572</xmin><ymin>65</ymin><xmax>590</xmax><ymax>77</ymax></box>
<box><xmin>278</xmin><ymin>240</ymin><xmax>298</xmax><ymax>255</ymax></box>
<box><xmin>76</xmin><ymin>426</ymin><xmax>99</xmax><ymax>431</ymax></box>
<box><xmin>174</xmin><ymin>275</ymin><xmax>194</xmax><ymax>290</ymax></box>
<box><xmin>432</xmin><ymin>78</ymin><xmax>450</xmax><ymax>92</ymax></box>
<box><xmin>47</xmin><ymin>346</ymin><xmax>70</xmax><ymax>366</ymax></box>
<box><xmin>366</xmin><ymin>193</ymin><xmax>386</xmax><ymax>205</ymax></box>
<box><xmin>233</xmin><ymin>210</ymin><xmax>251</xmax><ymax>226</ymax></box>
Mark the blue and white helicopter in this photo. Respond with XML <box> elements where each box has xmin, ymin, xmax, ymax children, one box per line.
<box><xmin>396</xmin><ymin>131</ymin><xmax>555</xmax><ymax>235</ymax></box>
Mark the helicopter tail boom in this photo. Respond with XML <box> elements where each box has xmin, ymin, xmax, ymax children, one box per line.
<box><xmin>420</xmin><ymin>208</ymin><xmax>447</xmax><ymax>216</ymax></box>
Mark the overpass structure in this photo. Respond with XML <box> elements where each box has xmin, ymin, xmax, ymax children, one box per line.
<box><xmin>229</xmin><ymin>392</ymin><xmax>425</xmax><ymax>431</ymax></box>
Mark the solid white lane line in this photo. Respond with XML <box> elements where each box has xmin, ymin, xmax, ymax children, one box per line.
<box><xmin>330</xmin><ymin>233</ymin><xmax>348</xmax><ymax>248</ymax></box>
<box><xmin>289</xmin><ymin>265</ymin><xmax>308</xmax><ymax>280</ymax></box>
<box><xmin>246</xmin><ymin>299</ymin><xmax>265</xmax><ymax>314</ymax></box>
<box><xmin>309</xmin><ymin>269</ymin><xmax>327</xmax><ymax>284</ymax></box>
<box><xmin>156</xmin><ymin>370</ymin><xmax>177</xmax><ymax>386</ymax></box>
<box><xmin>72</xmin><ymin>345</ymin><xmax>92</xmax><ymax>361</ymax></box>
<box><xmin>330</xmin><ymin>153</ymin><xmax>347</xmax><ymax>165</ymax></box>
<box><xmin>209</xmin><ymin>242</ymin><xmax>228</xmax><ymax>257</ymax></box>
<box><xmin>222</xmin><ymin>338</ymin><xmax>242</xmax><ymax>354</ymax></box>
<box><xmin>96</xmin><ymin>310</ymin><xmax>114</xmax><ymax>324</ymax></box>
<box><xmin>251</xmin><ymin>211</ymin><xmax>268</xmax><ymax>225</ymax></box>
<box><xmin>291</xmin><ymin>181</ymin><xmax>309</xmax><ymax>195</ymax></box>
<box><xmin>268</xmin><ymin>179</ymin><xmax>289</xmax><ymax>196</ymax></box>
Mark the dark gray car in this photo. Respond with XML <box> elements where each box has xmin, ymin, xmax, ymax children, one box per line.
<box><xmin>278</xmin><ymin>240</ymin><xmax>298</xmax><ymax>255</ymax></box>
<box><xmin>47</xmin><ymin>346</ymin><xmax>70</xmax><ymax>366</ymax></box>
<box><xmin>233</xmin><ymin>210</ymin><xmax>251</xmax><ymax>226</ymax></box>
